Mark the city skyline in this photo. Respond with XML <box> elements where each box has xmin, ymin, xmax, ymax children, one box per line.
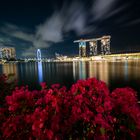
<box><xmin>0</xmin><ymin>0</ymin><xmax>140</xmax><ymax>58</ymax></box>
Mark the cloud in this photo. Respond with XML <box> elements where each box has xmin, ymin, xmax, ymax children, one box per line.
<box><xmin>36</xmin><ymin>12</ymin><xmax>63</xmax><ymax>43</ymax></box>
<box><xmin>0</xmin><ymin>0</ymin><xmax>103</xmax><ymax>57</ymax></box>
<box><xmin>21</xmin><ymin>46</ymin><xmax>36</xmax><ymax>57</ymax></box>
<box><xmin>123</xmin><ymin>19</ymin><xmax>140</xmax><ymax>27</ymax></box>
<box><xmin>92</xmin><ymin>0</ymin><xmax>117</xmax><ymax>20</ymax></box>
<box><xmin>11</xmin><ymin>31</ymin><xmax>34</xmax><ymax>42</ymax></box>
<box><xmin>0</xmin><ymin>43</ymin><xmax>14</xmax><ymax>48</ymax></box>
<box><xmin>62</xmin><ymin>1</ymin><xmax>88</xmax><ymax>35</ymax></box>
<box><xmin>0</xmin><ymin>23</ymin><xmax>34</xmax><ymax>42</ymax></box>
<box><xmin>0</xmin><ymin>0</ymin><xmax>136</xmax><ymax>58</ymax></box>
<box><xmin>105</xmin><ymin>3</ymin><xmax>131</xmax><ymax>19</ymax></box>
<box><xmin>33</xmin><ymin>1</ymin><xmax>95</xmax><ymax>51</ymax></box>
<box><xmin>90</xmin><ymin>0</ymin><xmax>135</xmax><ymax>30</ymax></box>
<box><xmin>35</xmin><ymin>1</ymin><xmax>95</xmax><ymax>44</ymax></box>
<box><xmin>0</xmin><ymin>36</ymin><xmax>15</xmax><ymax>48</ymax></box>
<box><xmin>0</xmin><ymin>23</ymin><xmax>37</xmax><ymax>57</ymax></box>
<box><xmin>0</xmin><ymin>1</ymin><xmax>100</xmax><ymax>56</ymax></box>
<box><xmin>0</xmin><ymin>37</ymin><xmax>12</xmax><ymax>44</ymax></box>
<box><xmin>32</xmin><ymin>12</ymin><xmax>64</xmax><ymax>51</ymax></box>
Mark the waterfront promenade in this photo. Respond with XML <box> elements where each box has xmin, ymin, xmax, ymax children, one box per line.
<box><xmin>1</xmin><ymin>52</ymin><xmax>140</xmax><ymax>63</ymax></box>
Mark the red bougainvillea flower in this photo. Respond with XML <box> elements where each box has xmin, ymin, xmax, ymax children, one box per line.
<box><xmin>40</xmin><ymin>82</ymin><xmax>47</xmax><ymax>89</ymax></box>
<box><xmin>0</xmin><ymin>77</ymin><xmax>140</xmax><ymax>139</ymax></box>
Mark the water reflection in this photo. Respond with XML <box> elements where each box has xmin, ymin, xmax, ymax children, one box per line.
<box><xmin>124</xmin><ymin>61</ymin><xmax>128</xmax><ymax>81</ymax></box>
<box><xmin>73</xmin><ymin>62</ymin><xmax>76</xmax><ymax>81</ymax></box>
<box><xmin>88</xmin><ymin>61</ymin><xmax>97</xmax><ymax>78</ymax></box>
<box><xmin>72</xmin><ymin>60</ymin><xmax>140</xmax><ymax>91</ymax></box>
<box><xmin>73</xmin><ymin>61</ymin><xmax>109</xmax><ymax>84</ymax></box>
<box><xmin>73</xmin><ymin>62</ymin><xmax>87</xmax><ymax>80</ymax></box>
<box><xmin>79</xmin><ymin>62</ymin><xmax>86</xmax><ymax>80</ymax></box>
<box><xmin>1</xmin><ymin>61</ymin><xmax>140</xmax><ymax>97</ymax></box>
<box><xmin>2</xmin><ymin>63</ymin><xmax>18</xmax><ymax>80</ymax></box>
<box><xmin>37</xmin><ymin>62</ymin><xmax>43</xmax><ymax>83</ymax></box>
<box><xmin>99</xmin><ymin>61</ymin><xmax>109</xmax><ymax>84</ymax></box>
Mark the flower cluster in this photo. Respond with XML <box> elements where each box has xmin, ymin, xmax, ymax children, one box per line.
<box><xmin>0</xmin><ymin>74</ymin><xmax>16</xmax><ymax>107</ymax></box>
<box><xmin>0</xmin><ymin>77</ymin><xmax>140</xmax><ymax>139</ymax></box>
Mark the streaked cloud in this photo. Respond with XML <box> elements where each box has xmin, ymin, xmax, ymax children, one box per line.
<box><xmin>92</xmin><ymin>0</ymin><xmax>117</xmax><ymax>20</ymax></box>
<box><xmin>36</xmin><ymin>12</ymin><xmax>63</xmax><ymax>43</ymax></box>
<box><xmin>0</xmin><ymin>23</ymin><xmax>34</xmax><ymax>42</ymax></box>
<box><xmin>0</xmin><ymin>36</ymin><xmax>15</xmax><ymax>47</ymax></box>
<box><xmin>35</xmin><ymin>1</ymin><xmax>90</xmax><ymax>47</ymax></box>
<box><xmin>0</xmin><ymin>0</ymin><xmax>138</xmax><ymax>57</ymax></box>
<box><xmin>106</xmin><ymin>3</ymin><xmax>131</xmax><ymax>19</ymax></box>
<box><xmin>124</xmin><ymin>19</ymin><xmax>140</xmax><ymax>27</ymax></box>
<box><xmin>21</xmin><ymin>46</ymin><xmax>36</xmax><ymax>57</ymax></box>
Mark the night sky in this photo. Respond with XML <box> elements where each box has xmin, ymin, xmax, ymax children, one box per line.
<box><xmin>0</xmin><ymin>0</ymin><xmax>140</xmax><ymax>58</ymax></box>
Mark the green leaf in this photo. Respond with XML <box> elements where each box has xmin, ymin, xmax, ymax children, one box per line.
<box><xmin>100</xmin><ymin>127</ymin><xmax>105</xmax><ymax>135</ymax></box>
<box><xmin>130</xmin><ymin>123</ymin><xmax>136</xmax><ymax>131</ymax></box>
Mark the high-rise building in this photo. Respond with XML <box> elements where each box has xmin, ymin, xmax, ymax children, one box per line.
<box><xmin>89</xmin><ymin>41</ymin><xmax>97</xmax><ymax>56</ymax></box>
<box><xmin>74</xmin><ymin>35</ymin><xmax>111</xmax><ymax>56</ymax></box>
<box><xmin>0</xmin><ymin>47</ymin><xmax>16</xmax><ymax>59</ymax></box>
<box><xmin>101</xmin><ymin>36</ymin><xmax>111</xmax><ymax>55</ymax></box>
<box><xmin>79</xmin><ymin>42</ymin><xmax>86</xmax><ymax>57</ymax></box>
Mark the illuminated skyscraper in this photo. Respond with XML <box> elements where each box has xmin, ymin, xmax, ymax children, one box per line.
<box><xmin>79</xmin><ymin>41</ymin><xmax>86</xmax><ymax>57</ymax></box>
<box><xmin>89</xmin><ymin>41</ymin><xmax>97</xmax><ymax>56</ymax></box>
<box><xmin>0</xmin><ymin>47</ymin><xmax>16</xmax><ymax>59</ymax></box>
<box><xmin>74</xmin><ymin>35</ymin><xmax>111</xmax><ymax>56</ymax></box>
<box><xmin>101</xmin><ymin>36</ymin><xmax>111</xmax><ymax>55</ymax></box>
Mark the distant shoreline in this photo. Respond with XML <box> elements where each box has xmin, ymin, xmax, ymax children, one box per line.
<box><xmin>1</xmin><ymin>52</ymin><xmax>140</xmax><ymax>63</ymax></box>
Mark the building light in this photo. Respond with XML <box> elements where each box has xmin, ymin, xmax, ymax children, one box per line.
<box><xmin>0</xmin><ymin>47</ymin><xmax>16</xmax><ymax>59</ymax></box>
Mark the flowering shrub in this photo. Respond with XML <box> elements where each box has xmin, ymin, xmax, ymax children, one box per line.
<box><xmin>0</xmin><ymin>77</ymin><xmax>140</xmax><ymax>139</ymax></box>
<box><xmin>0</xmin><ymin>74</ymin><xmax>16</xmax><ymax>107</ymax></box>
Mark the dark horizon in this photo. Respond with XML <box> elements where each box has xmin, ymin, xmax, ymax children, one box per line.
<box><xmin>0</xmin><ymin>0</ymin><xmax>140</xmax><ymax>58</ymax></box>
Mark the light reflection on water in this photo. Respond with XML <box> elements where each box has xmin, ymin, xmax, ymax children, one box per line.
<box><xmin>124</xmin><ymin>61</ymin><xmax>128</xmax><ymax>81</ymax></box>
<box><xmin>79</xmin><ymin>61</ymin><xmax>86</xmax><ymax>80</ymax></box>
<box><xmin>0</xmin><ymin>60</ymin><xmax>140</xmax><ymax>97</ymax></box>
<box><xmin>73</xmin><ymin>61</ymin><xmax>109</xmax><ymax>84</ymax></box>
<box><xmin>0</xmin><ymin>63</ymin><xmax>18</xmax><ymax>82</ymax></box>
<box><xmin>37</xmin><ymin>62</ymin><xmax>43</xmax><ymax>83</ymax></box>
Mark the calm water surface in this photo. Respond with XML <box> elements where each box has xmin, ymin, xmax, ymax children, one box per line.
<box><xmin>0</xmin><ymin>60</ymin><xmax>140</xmax><ymax>98</ymax></box>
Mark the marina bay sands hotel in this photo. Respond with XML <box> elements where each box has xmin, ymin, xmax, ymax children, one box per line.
<box><xmin>74</xmin><ymin>35</ymin><xmax>111</xmax><ymax>57</ymax></box>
